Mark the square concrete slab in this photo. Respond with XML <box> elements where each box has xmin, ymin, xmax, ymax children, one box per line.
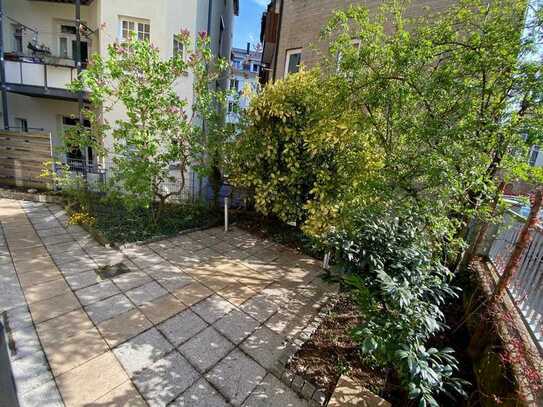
<box><xmin>241</xmin><ymin>373</ymin><xmax>309</xmax><ymax>407</ymax></box>
<box><xmin>139</xmin><ymin>293</ymin><xmax>187</xmax><ymax>324</ymax></box>
<box><xmin>24</xmin><ymin>278</ymin><xmax>70</xmax><ymax>304</ymax></box>
<box><xmin>113</xmin><ymin>270</ymin><xmax>152</xmax><ymax>291</ymax></box>
<box><xmin>240</xmin><ymin>295</ymin><xmax>279</xmax><ymax>323</ymax></box>
<box><xmin>158</xmin><ymin>309</ymin><xmax>208</xmax><ymax>346</ymax></box>
<box><xmin>97</xmin><ymin>308</ymin><xmax>152</xmax><ymax>348</ymax></box>
<box><xmin>172</xmin><ymin>282</ymin><xmax>213</xmax><ymax>306</ymax></box>
<box><xmin>192</xmin><ymin>294</ymin><xmax>236</xmax><ymax>324</ymax></box>
<box><xmin>214</xmin><ymin>309</ymin><xmax>260</xmax><ymax>345</ymax></box>
<box><xmin>218</xmin><ymin>284</ymin><xmax>259</xmax><ymax>306</ymax></box>
<box><xmin>240</xmin><ymin>326</ymin><xmax>288</xmax><ymax>370</ymax></box>
<box><xmin>113</xmin><ymin>327</ymin><xmax>173</xmax><ymax>375</ymax></box>
<box><xmin>126</xmin><ymin>281</ymin><xmax>168</xmax><ymax>305</ymax></box>
<box><xmin>56</xmin><ymin>351</ymin><xmax>128</xmax><ymax>407</ymax></box>
<box><xmin>39</xmin><ymin>327</ymin><xmax>109</xmax><ymax>377</ymax></box>
<box><xmin>36</xmin><ymin>309</ymin><xmax>94</xmax><ymax>341</ymax></box>
<box><xmin>179</xmin><ymin>326</ymin><xmax>234</xmax><ymax>373</ymax></box>
<box><xmin>206</xmin><ymin>349</ymin><xmax>266</xmax><ymax>406</ymax></box>
<box><xmin>93</xmin><ymin>379</ymin><xmax>147</xmax><ymax>406</ymax></box>
<box><xmin>65</xmin><ymin>270</ymin><xmax>103</xmax><ymax>290</ymax></box>
<box><xmin>75</xmin><ymin>280</ymin><xmax>120</xmax><ymax>306</ymax></box>
<box><xmin>28</xmin><ymin>291</ymin><xmax>80</xmax><ymax>323</ymax></box>
<box><xmin>133</xmin><ymin>351</ymin><xmax>199</xmax><ymax>407</ymax></box>
<box><xmin>85</xmin><ymin>293</ymin><xmax>134</xmax><ymax>324</ymax></box>
<box><xmin>171</xmin><ymin>378</ymin><xmax>229</xmax><ymax>407</ymax></box>
<box><xmin>20</xmin><ymin>379</ymin><xmax>63</xmax><ymax>407</ymax></box>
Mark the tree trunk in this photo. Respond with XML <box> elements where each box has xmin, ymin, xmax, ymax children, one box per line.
<box><xmin>491</xmin><ymin>188</ymin><xmax>542</xmax><ymax>303</ymax></box>
<box><xmin>460</xmin><ymin>181</ymin><xmax>506</xmax><ymax>271</ymax></box>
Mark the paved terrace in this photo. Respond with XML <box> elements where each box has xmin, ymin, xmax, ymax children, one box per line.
<box><xmin>0</xmin><ymin>198</ymin><xmax>333</xmax><ymax>407</ymax></box>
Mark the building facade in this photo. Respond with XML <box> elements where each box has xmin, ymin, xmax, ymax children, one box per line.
<box><xmin>227</xmin><ymin>43</ymin><xmax>262</xmax><ymax>123</ymax></box>
<box><xmin>0</xmin><ymin>0</ymin><xmax>238</xmax><ymax>167</ymax></box>
<box><xmin>259</xmin><ymin>0</ymin><xmax>456</xmax><ymax>83</ymax></box>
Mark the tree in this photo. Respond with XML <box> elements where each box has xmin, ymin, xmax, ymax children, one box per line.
<box><xmin>320</xmin><ymin>0</ymin><xmax>543</xmax><ymax>256</ymax></box>
<box><xmin>66</xmin><ymin>30</ymin><xmax>227</xmax><ymax>219</ymax></box>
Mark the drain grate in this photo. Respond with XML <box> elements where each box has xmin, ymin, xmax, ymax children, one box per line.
<box><xmin>95</xmin><ymin>262</ymin><xmax>131</xmax><ymax>279</ymax></box>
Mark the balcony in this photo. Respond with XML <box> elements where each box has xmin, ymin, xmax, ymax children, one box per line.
<box><xmin>4</xmin><ymin>54</ymin><xmax>86</xmax><ymax>101</ymax></box>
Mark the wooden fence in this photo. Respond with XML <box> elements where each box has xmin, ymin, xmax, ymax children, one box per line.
<box><xmin>0</xmin><ymin>131</ymin><xmax>53</xmax><ymax>190</ymax></box>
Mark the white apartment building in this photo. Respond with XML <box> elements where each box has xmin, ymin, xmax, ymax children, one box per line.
<box><xmin>226</xmin><ymin>43</ymin><xmax>262</xmax><ymax>123</ymax></box>
<box><xmin>0</xmin><ymin>0</ymin><xmax>238</xmax><ymax>169</ymax></box>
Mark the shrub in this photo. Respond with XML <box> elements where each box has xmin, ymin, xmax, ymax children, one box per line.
<box><xmin>328</xmin><ymin>211</ymin><xmax>468</xmax><ymax>406</ymax></box>
<box><xmin>229</xmin><ymin>69</ymin><xmax>382</xmax><ymax>232</ymax></box>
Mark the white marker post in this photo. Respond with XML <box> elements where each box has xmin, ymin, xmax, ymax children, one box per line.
<box><xmin>224</xmin><ymin>197</ymin><xmax>229</xmax><ymax>232</ymax></box>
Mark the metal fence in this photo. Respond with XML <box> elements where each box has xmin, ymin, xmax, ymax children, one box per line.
<box><xmin>488</xmin><ymin>210</ymin><xmax>543</xmax><ymax>351</ymax></box>
<box><xmin>56</xmin><ymin>158</ymin><xmax>249</xmax><ymax>208</ymax></box>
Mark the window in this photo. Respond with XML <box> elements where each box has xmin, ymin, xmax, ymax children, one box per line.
<box><xmin>529</xmin><ymin>145</ymin><xmax>540</xmax><ymax>166</ymax></box>
<box><xmin>284</xmin><ymin>49</ymin><xmax>302</xmax><ymax>77</ymax></box>
<box><xmin>15</xmin><ymin>118</ymin><xmax>28</xmax><ymax>133</ymax></box>
<box><xmin>120</xmin><ymin>19</ymin><xmax>150</xmax><ymax>41</ymax></box>
<box><xmin>173</xmin><ymin>36</ymin><xmax>183</xmax><ymax>57</ymax></box>
<box><xmin>59</xmin><ymin>37</ymin><xmax>68</xmax><ymax>58</ymax></box>
<box><xmin>228</xmin><ymin>101</ymin><xmax>235</xmax><ymax>113</ymax></box>
<box><xmin>252</xmin><ymin>64</ymin><xmax>259</xmax><ymax>73</ymax></box>
<box><xmin>230</xmin><ymin>79</ymin><xmax>239</xmax><ymax>91</ymax></box>
<box><xmin>61</xmin><ymin>25</ymin><xmax>77</xmax><ymax>35</ymax></box>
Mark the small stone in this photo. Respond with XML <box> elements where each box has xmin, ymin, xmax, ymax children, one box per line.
<box><xmin>281</xmin><ymin>370</ymin><xmax>294</xmax><ymax>386</ymax></box>
<box><xmin>292</xmin><ymin>375</ymin><xmax>304</xmax><ymax>392</ymax></box>
<box><xmin>301</xmin><ymin>381</ymin><xmax>317</xmax><ymax>399</ymax></box>
<box><xmin>313</xmin><ymin>389</ymin><xmax>326</xmax><ymax>406</ymax></box>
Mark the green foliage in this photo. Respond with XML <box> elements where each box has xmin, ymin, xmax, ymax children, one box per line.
<box><xmin>320</xmin><ymin>0</ymin><xmax>543</xmax><ymax>249</ymax></box>
<box><xmin>84</xmin><ymin>198</ymin><xmax>219</xmax><ymax>244</ymax></box>
<box><xmin>328</xmin><ymin>212</ymin><xmax>468</xmax><ymax>406</ymax></box>
<box><xmin>65</xmin><ymin>30</ymin><xmax>232</xmax><ymax>217</ymax></box>
<box><xmin>229</xmin><ymin>69</ymin><xmax>382</xmax><ymax>228</ymax></box>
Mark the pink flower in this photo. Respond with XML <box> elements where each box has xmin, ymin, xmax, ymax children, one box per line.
<box><xmin>178</xmin><ymin>28</ymin><xmax>190</xmax><ymax>42</ymax></box>
<box><xmin>198</xmin><ymin>31</ymin><xmax>208</xmax><ymax>41</ymax></box>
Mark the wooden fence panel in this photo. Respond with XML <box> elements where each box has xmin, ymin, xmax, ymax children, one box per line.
<box><xmin>0</xmin><ymin>131</ymin><xmax>53</xmax><ymax>189</ymax></box>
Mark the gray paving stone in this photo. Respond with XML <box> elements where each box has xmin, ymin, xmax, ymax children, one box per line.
<box><xmin>46</xmin><ymin>241</ymin><xmax>81</xmax><ymax>255</ymax></box>
<box><xmin>0</xmin><ymin>272</ymin><xmax>25</xmax><ymax>312</ymax></box>
<box><xmin>85</xmin><ymin>293</ymin><xmax>134</xmax><ymax>324</ymax></box>
<box><xmin>171</xmin><ymin>378</ymin><xmax>229</xmax><ymax>407</ymax></box>
<box><xmin>158</xmin><ymin>309</ymin><xmax>207</xmax><ymax>346</ymax></box>
<box><xmin>35</xmin><ymin>227</ymin><xmax>67</xmax><ymax>238</ymax></box>
<box><xmin>50</xmin><ymin>249</ymin><xmax>88</xmax><ymax>265</ymax></box>
<box><xmin>133</xmin><ymin>351</ymin><xmax>199</xmax><ymax>407</ymax></box>
<box><xmin>214</xmin><ymin>309</ymin><xmax>260</xmax><ymax>344</ymax></box>
<box><xmin>153</xmin><ymin>270</ymin><xmax>194</xmax><ymax>292</ymax></box>
<box><xmin>205</xmin><ymin>349</ymin><xmax>265</xmax><ymax>406</ymax></box>
<box><xmin>240</xmin><ymin>295</ymin><xmax>279</xmax><ymax>323</ymax></box>
<box><xmin>113</xmin><ymin>327</ymin><xmax>173</xmax><ymax>375</ymax></box>
<box><xmin>11</xmin><ymin>351</ymin><xmax>54</xmax><ymax>396</ymax></box>
<box><xmin>56</xmin><ymin>258</ymin><xmax>97</xmax><ymax>275</ymax></box>
<box><xmin>192</xmin><ymin>294</ymin><xmax>236</xmax><ymax>324</ymax></box>
<box><xmin>40</xmin><ymin>233</ymin><xmax>73</xmax><ymax>246</ymax></box>
<box><xmin>19</xmin><ymin>379</ymin><xmax>64</xmax><ymax>407</ymax></box>
<box><xmin>112</xmin><ymin>270</ymin><xmax>152</xmax><ymax>291</ymax></box>
<box><xmin>4</xmin><ymin>305</ymin><xmax>33</xmax><ymax>331</ymax></box>
<box><xmin>240</xmin><ymin>326</ymin><xmax>288</xmax><ymax>370</ymax></box>
<box><xmin>9</xmin><ymin>326</ymin><xmax>42</xmax><ymax>361</ymax></box>
<box><xmin>179</xmin><ymin>326</ymin><xmax>234</xmax><ymax>373</ymax></box>
<box><xmin>65</xmin><ymin>270</ymin><xmax>102</xmax><ymax>290</ymax></box>
<box><xmin>75</xmin><ymin>280</ymin><xmax>120</xmax><ymax>305</ymax></box>
<box><xmin>242</xmin><ymin>373</ymin><xmax>309</xmax><ymax>407</ymax></box>
<box><xmin>126</xmin><ymin>281</ymin><xmax>168</xmax><ymax>305</ymax></box>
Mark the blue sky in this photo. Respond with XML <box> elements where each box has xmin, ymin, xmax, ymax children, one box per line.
<box><xmin>234</xmin><ymin>0</ymin><xmax>268</xmax><ymax>49</ymax></box>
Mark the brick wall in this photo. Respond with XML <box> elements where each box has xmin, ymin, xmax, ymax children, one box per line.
<box><xmin>274</xmin><ymin>0</ymin><xmax>457</xmax><ymax>80</ymax></box>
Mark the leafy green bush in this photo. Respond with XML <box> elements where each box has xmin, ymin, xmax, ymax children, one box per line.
<box><xmin>328</xmin><ymin>212</ymin><xmax>468</xmax><ymax>406</ymax></box>
<box><xmin>229</xmin><ymin>69</ymin><xmax>381</xmax><ymax>233</ymax></box>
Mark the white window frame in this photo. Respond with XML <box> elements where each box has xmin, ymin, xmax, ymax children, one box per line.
<box><xmin>119</xmin><ymin>17</ymin><xmax>150</xmax><ymax>42</ymax></box>
<box><xmin>529</xmin><ymin>145</ymin><xmax>540</xmax><ymax>166</ymax></box>
<box><xmin>284</xmin><ymin>48</ymin><xmax>302</xmax><ymax>78</ymax></box>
